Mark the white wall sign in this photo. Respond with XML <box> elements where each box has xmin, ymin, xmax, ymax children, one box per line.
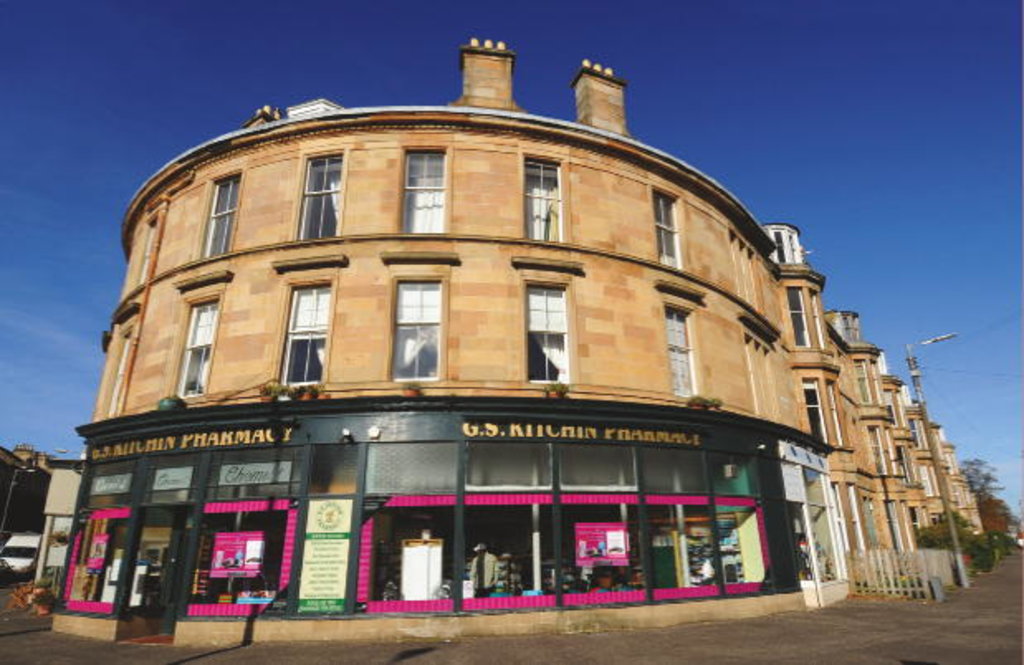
<box><xmin>218</xmin><ymin>462</ymin><xmax>292</xmax><ymax>486</ymax></box>
<box><xmin>153</xmin><ymin>466</ymin><xmax>193</xmax><ymax>491</ymax></box>
<box><xmin>782</xmin><ymin>463</ymin><xmax>807</xmax><ymax>503</ymax></box>
<box><xmin>91</xmin><ymin>473</ymin><xmax>132</xmax><ymax>495</ymax></box>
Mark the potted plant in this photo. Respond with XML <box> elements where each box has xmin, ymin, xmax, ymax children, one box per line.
<box><xmin>259</xmin><ymin>380</ymin><xmax>288</xmax><ymax>402</ymax></box>
<box><xmin>686</xmin><ymin>395</ymin><xmax>723</xmax><ymax>410</ymax></box>
<box><xmin>401</xmin><ymin>382</ymin><xmax>423</xmax><ymax>397</ymax></box>
<box><xmin>31</xmin><ymin>583</ymin><xmax>55</xmax><ymax>616</ymax></box>
<box><xmin>295</xmin><ymin>384</ymin><xmax>322</xmax><ymax>401</ymax></box>
<box><xmin>543</xmin><ymin>382</ymin><xmax>570</xmax><ymax>399</ymax></box>
<box><xmin>156</xmin><ymin>395</ymin><xmax>186</xmax><ymax>411</ymax></box>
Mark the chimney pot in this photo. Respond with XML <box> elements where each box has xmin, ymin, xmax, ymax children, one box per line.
<box><xmin>483</xmin><ymin>39</ymin><xmax>493</xmax><ymax>48</ymax></box>
<box><xmin>470</xmin><ymin>37</ymin><xmax>480</xmax><ymax>46</ymax></box>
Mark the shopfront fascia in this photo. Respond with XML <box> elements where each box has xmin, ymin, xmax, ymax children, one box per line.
<box><xmin>63</xmin><ymin>398</ymin><xmax>829</xmax><ymax>637</ymax></box>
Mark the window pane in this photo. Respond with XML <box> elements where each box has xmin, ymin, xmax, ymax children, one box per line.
<box><xmin>649</xmin><ymin>505</ymin><xmax>716</xmax><ymax>588</ymax></box>
<box><xmin>642</xmin><ymin>448</ymin><xmax>706</xmax><ymax>493</ymax></box>
<box><xmin>708</xmin><ymin>453</ymin><xmax>758</xmax><ymax>496</ymax></box>
<box><xmin>397</xmin><ymin>283</ymin><xmax>440</xmax><ymax>323</ymax></box>
<box><xmin>182</xmin><ymin>347</ymin><xmax>211</xmax><ymax>395</ymax></box>
<box><xmin>285</xmin><ymin>336</ymin><xmax>325</xmax><ymax>384</ymax></box>
<box><xmin>366</xmin><ymin>444</ymin><xmax>457</xmax><ymax>494</ymax></box>
<box><xmin>392</xmin><ymin>324</ymin><xmax>439</xmax><ymax>380</ymax></box>
<box><xmin>309</xmin><ymin>446</ymin><xmax>359</xmax><ymax>495</ymax></box>
<box><xmin>527</xmin><ymin>332</ymin><xmax>566</xmax><ymax>382</ymax></box>
<box><xmin>466</xmin><ymin>506</ymin><xmax>555</xmax><ymax>598</ymax></box>
<box><xmin>467</xmin><ymin>443</ymin><xmax>551</xmax><ymax>489</ymax></box>
<box><xmin>716</xmin><ymin>505</ymin><xmax>765</xmax><ymax>584</ymax></box>
<box><xmin>560</xmin><ymin>505</ymin><xmax>643</xmax><ymax>597</ymax></box>
<box><xmin>560</xmin><ymin>444</ymin><xmax>636</xmax><ymax>490</ymax></box>
<box><xmin>190</xmin><ymin>510</ymin><xmax>289</xmax><ymax>610</ymax></box>
<box><xmin>404</xmin><ymin>190</ymin><xmax>444</xmax><ymax>232</ymax></box>
<box><xmin>362</xmin><ymin>506</ymin><xmax>454</xmax><ymax>601</ymax></box>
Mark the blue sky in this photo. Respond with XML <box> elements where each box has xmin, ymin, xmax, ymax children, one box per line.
<box><xmin>1</xmin><ymin>1</ymin><xmax>1019</xmax><ymax>511</ymax></box>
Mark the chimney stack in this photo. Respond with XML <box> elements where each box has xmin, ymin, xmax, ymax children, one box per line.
<box><xmin>571</xmin><ymin>60</ymin><xmax>629</xmax><ymax>135</ymax></box>
<box><xmin>451</xmin><ymin>38</ymin><xmax>521</xmax><ymax>111</ymax></box>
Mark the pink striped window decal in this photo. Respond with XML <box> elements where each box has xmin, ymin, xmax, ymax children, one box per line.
<box><xmin>464</xmin><ymin>493</ymin><xmax>553</xmax><ymax>506</ymax></box>
<box><xmin>561</xmin><ymin>494</ymin><xmax>639</xmax><ymax>505</ymax></box>
<box><xmin>645</xmin><ymin>494</ymin><xmax>710</xmax><ymax>505</ymax></box>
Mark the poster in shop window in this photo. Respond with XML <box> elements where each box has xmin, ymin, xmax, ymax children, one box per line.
<box><xmin>210</xmin><ymin>531</ymin><xmax>264</xmax><ymax>578</ymax></box>
<box><xmin>575</xmin><ymin>523</ymin><xmax>630</xmax><ymax>567</ymax></box>
<box><xmin>298</xmin><ymin>499</ymin><xmax>352</xmax><ymax>613</ymax></box>
<box><xmin>87</xmin><ymin>533</ymin><xmax>110</xmax><ymax>573</ymax></box>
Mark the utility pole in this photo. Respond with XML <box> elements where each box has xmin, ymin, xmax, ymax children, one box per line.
<box><xmin>905</xmin><ymin>337</ymin><xmax>970</xmax><ymax>588</ymax></box>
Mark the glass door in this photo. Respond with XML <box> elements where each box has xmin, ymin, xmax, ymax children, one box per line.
<box><xmin>127</xmin><ymin>506</ymin><xmax>190</xmax><ymax>635</ymax></box>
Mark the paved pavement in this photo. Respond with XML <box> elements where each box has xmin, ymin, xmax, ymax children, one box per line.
<box><xmin>2</xmin><ymin>555</ymin><xmax>1020</xmax><ymax>664</ymax></box>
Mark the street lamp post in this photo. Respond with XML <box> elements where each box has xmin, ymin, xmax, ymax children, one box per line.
<box><xmin>0</xmin><ymin>466</ymin><xmax>38</xmax><ymax>537</ymax></box>
<box><xmin>905</xmin><ymin>333</ymin><xmax>970</xmax><ymax>588</ymax></box>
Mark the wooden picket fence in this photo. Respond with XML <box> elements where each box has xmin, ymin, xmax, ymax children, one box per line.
<box><xmin>847</xmin><ymin>549</ymin><xmax>953</xmax><ymax>600</ymax></box>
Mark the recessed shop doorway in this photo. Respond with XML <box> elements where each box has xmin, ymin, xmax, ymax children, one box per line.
<box><xmin>124</xmin><ymin>506</ymin><xmax>190</xmax><ymax>637</ymax></box>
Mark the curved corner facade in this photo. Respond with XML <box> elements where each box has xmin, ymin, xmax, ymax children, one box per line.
<box><xmin>56</xmin><ymin>41</ymin><xmax>976</xmax><ymax>645</ymax></box>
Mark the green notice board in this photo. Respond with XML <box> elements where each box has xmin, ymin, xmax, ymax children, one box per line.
<box><xmin>298</xmin><ymin>499</ymin><xmax>352</xmax><ymax>613</ymax></box>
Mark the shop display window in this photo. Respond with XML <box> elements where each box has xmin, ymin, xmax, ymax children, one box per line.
<box><xmin>367</xmin><ymin>443</ymin><xmax>457</xmax><ymax>494</ymax></box>
<box><xmin>804</xmin><ymin>470</ymin><xmax>837</xmax><ymax>582</ymax></box>
<box><xmin>356</xmin><ymin>499</ymin><xmax>456</xmax><ymax>612</ymax></box>
<box><xmin>187</xmin><ymin>501</ymin><xmax>296</xmax><ymax>616</ymax></box>
<box><xmin>789</xmin><ymin>503</ymin><xmax>813</xmax><ymax>582</ymax></box>
<box><xmin>87</xmin><ymin>461</ymin><xmax>134</xmax><ymax>508</ymax></box>
<box><xmin>65</xmin><ymin>509</ymin><xmax>130</xmax><ymax>613</ymax></box>
<box><xmin>560</xmin><ymin>500</ymin><xmax>644</xmax><ymax>606</ymax></box>
<box><xmin>144</xmin><ymin>454</ymin><xmax>199</xmax><ymax>504</ymax></box>
<box><xmin>642</xmin><ymin>448</ymin><xmax>706</xmax><ymax>493</ymax></box>
<box><xmin>715</xmin><ymin>501</ymin><xmax>768</xmax><ymax>593</ymax></box>
<box><xmin>560</xmin><ymin>444</ymin><xmax>636</xmax><ymax>491</ymax></box>
<box><xmin>309</xmin><ymin>445</ymin><xmax>359</xmax><ymax>495</ymax></box>
<box><xmin>708</xmin><ymin>452</ymin><xmax>758</xmax><ymax>496</ymax></box>
<box><xmin>208</xmin><ymin>448</ymin><xmax>301</xmax><ymax>500</ymax></box>
<box><xmin>463</xmin><ymin>502</ymin><xmax>555</xmax><ymax>609</ymax></box>
<box><xmin>466</xmin><ymin>442</ymin><xmax>551</xmax><ymax>490</ymax></box>
<box><xmin>647</xmin><ymin>500</ymin><xmax>719</xmax><ymax>600</ymax></box>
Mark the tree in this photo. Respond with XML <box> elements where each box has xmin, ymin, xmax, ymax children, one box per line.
<box><xmin>959</xmin><ymin>458</ymin><xmax>1019</xmax><ymax>534</ymax></box>
<box><xmin>960</xmin><ymin>458</ymin><xmax>1002</xmax><ymax>500</ymax></box>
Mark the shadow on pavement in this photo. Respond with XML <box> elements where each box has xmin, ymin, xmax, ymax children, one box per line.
<box><xmin>387</xmin><ymin>646</ymin><xmax>438</xmax><ymax>663</ymax></box>
<box><xmin>164</xmin><ymin>612</ymin><xmax>256</xmax><ymax>665</ymax></box>
<box><xmin>0</xmin><ymin>627</ymin><xmax>50</xmax><ymax>639</ymax></box>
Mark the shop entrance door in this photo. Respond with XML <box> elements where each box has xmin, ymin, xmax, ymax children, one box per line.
<box><xmin>127</xmin><ymin>506</ymin><xmax>190</xmax><ymax>636</ymax></box>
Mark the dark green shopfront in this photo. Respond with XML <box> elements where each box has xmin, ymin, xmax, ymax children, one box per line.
<box><xmin>60</xmin><ymin>397</ymin><xmax>830</xmax><ymax>641</ymax></box>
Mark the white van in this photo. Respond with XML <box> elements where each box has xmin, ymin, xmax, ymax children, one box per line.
<box><xmin>0</xmin><ymin>533</ymin><xmax>41</xmax><ymax>577</ymax></box>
